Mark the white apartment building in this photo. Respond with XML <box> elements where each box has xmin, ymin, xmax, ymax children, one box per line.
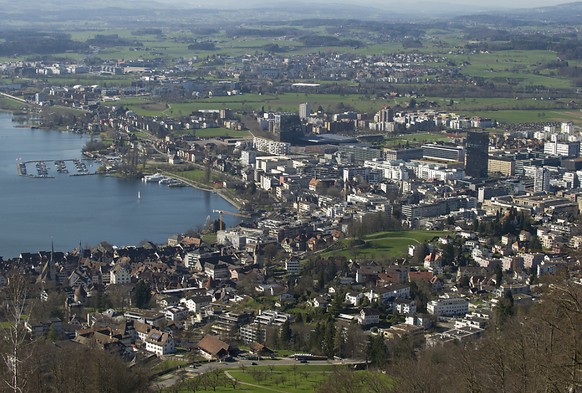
<box><xmin>253</xmin><ymin>137</ymin><xmax>291</xmax><ymax>155</ymax></box>
<box><xmin>254</xmin><ymin>310</ymin><xmax>291</xmax><ymax>327</ymax></box>
<box><xmin>406</xmin><ymin>162</ymin><xmax>465</xmax><ymax>182</ymax></box>
<box><xmin>427</xmin><ymin>294</ymin><xmax>469</xmax><ymax>317</ymax></box>
<box><xmin>362</xmin><ymin>159</ymin><xmax>410</xmax><ymax>181</ymax></box>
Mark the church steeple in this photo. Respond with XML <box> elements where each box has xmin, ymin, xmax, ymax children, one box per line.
<box><xmin>37</xmin><ymin>239</ymin><xmax>58</xmax><ymax>287</ymax></box>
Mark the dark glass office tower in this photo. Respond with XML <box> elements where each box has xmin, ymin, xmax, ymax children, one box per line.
<box><xmin>465</xmin><ymin>131</ymin><xmax>489</xmax><ymax>178</ymax></box>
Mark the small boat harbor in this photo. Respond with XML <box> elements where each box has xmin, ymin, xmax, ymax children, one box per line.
<box><xmin>142</xmin><ymin>173</ymin><xmax>188</xmax><ymax>188</ymax></box>
<box><xmin>17</xmin><ymin>159</ymin><xmax>98</xmax><ymax>178</ymax></box>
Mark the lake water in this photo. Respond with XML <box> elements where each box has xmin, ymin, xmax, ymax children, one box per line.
<box><xmin>0</xmin><ymin>112</ymin><xmax>238</xmax><ymax>258</ymax></box>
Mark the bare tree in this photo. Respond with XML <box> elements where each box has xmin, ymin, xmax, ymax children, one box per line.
<box><xmin>0</xmin><ymin>270</ymin><xmax>32</xmax><ymax>393</ymax></box>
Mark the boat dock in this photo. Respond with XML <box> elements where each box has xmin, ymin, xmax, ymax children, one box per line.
<box><xmin>142</xmin><ymin>173</ymin><xmax>188</xmax><ymax>188</ymax></box>
<box><xmin>17</xmin><ymin>159</ymin><xmax>99</xmax><ymax>178</ymax></box>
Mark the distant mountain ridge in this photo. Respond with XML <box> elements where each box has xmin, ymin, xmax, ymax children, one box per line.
<box><xmin>0</xmin><ymin>0</ymin><xmax>579</xmax><ymax>26</ymax></box>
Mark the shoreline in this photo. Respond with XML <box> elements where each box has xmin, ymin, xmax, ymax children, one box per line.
<box><xmin>0</xmin><ymin>112</ymin><xmax>245</xmax><ymax>259</ymax></box>
<box><xmin>156</xmin><ymin>170</ymin><xmax>244</xmax><ymax>210</ymax></box>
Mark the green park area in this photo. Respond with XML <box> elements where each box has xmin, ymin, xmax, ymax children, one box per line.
<box><xmin>384</xmin><ymin>132</ymin><xmax>452</xmax><ymax>147</ymax></box>
<box><xmin>322</xmin><ymin>230</ymin><xmax>450</xmax><ymax>260</ymax></box>
<box><xmin>170</xmin><ymin>365</ymin><xmax>393</xmax><ymax>393</ymax></box>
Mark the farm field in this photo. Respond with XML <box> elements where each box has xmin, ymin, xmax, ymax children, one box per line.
<box><xmin>469</xmin><ymin>109</ymin><xmax>582</xmax><ymax>125</ymax></box>
<box><xmin>105</xmin><ymin>93</ymin><xmax>577</xmax><ymax>122</ymax></box>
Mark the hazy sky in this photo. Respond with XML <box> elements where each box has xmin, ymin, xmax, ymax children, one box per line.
<box><xmin>3</xmin><ymin>0</ymin><xmax>574</xmax><ymax>15</ymax></box>
<box><xmin>175</xmin><ymin>0</ymin><xmax>572</xmax><ymax>8</ymax></box>
<box><xmin>407</xmin><ymin>0</ymin><xmax>569</xmax><ymax>6</ymax></box>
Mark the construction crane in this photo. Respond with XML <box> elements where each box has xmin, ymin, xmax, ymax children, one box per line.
<box><xmin>212</xmin><ymin>209</ymin><xmax>250</xmax><ymax>231</ymax></box>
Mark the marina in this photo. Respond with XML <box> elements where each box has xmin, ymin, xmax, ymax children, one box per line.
<box><xmin>142</xmin><ymin>173</ymin><xmax>188</xmax><ymax>188</ymax></box>
<box><xmin>0</xmin><ymin>112</ymin><xmax>239</xmax><ymax>258</ymax></box>
<box><xmin>17</xmin><ymin>158</ymin><xmax>99</xmax><ymax>178</ymax></box>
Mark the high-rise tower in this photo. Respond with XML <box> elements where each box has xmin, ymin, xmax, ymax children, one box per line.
<box><xmin>465</xmin><ymin>131</ymin><xmax>489</xmax><ymax>178</ymax></box>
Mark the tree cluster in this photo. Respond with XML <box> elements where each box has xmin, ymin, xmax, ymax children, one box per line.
<box><xmin>132</xmin><ymin>280</ymin><xmax>152</xmax><ymax>309</ymax></box>
<box><xmin>348</xmin><ymin>212</ymin><xmax>402</xmax><ymax>239</ymax></box>
<box><xmin>389</xmin><ymin>280</ymin><xmax>582</xmax><ymax>393</ymax></box>
<box><xmin>10</xmin><ymin>343</ymin><xmax>152</xmax><ymax>393</ymax></box>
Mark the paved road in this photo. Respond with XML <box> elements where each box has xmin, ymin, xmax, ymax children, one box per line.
<box><xmin>152</xmin><ymin>358</ymin><xmax>359</xmax><ymax>390</ymax></box>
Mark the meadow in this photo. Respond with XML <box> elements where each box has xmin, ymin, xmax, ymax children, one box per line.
<box><xmin>322</xmin><ymin>230</ymin><xmax>451</xmax><ymax>260</ymax></box>
<box><xmin>170</xmin><ymin>365</ymin><xmax>393</xmax><ymax>393</ymax></box>
<box><xmin>2</xmin><ymin>23</ymin><xmax>580</xmax><ymax>127</ymax></box>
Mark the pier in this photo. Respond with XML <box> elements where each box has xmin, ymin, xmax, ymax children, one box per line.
<box><xmin>17</xmin><ymin>159</ymin><xmax>99</xmax><ymax>178</ymax></box>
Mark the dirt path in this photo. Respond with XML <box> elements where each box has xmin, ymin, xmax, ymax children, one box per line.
<box><xmin>224</xmin><ymin>370</ymin><xmax>288</xmax><ymax>393</ymax></box>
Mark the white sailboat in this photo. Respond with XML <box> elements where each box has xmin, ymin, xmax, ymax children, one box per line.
<box><xmin>138</xmin><ymin>191</ymin><xmax>141</xmax><ymax>200</ymax></box>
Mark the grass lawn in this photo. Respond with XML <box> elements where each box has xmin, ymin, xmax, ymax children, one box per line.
<box><xmin>468</xmin><ymin>109</ymin><xmax>582</xmax><ymax>125</ymax></box>
<box><xmin>152</xmin><ymin>359</ymin><xmax>189</xmax><ymax>374</ymax></box>
<box><xmin>111</xmin><ymin>93</ymin><xmax>386</xmax><ymax>116</ymax></box>
<box><xmin>322</xmin><ymin>230</ymin><xmax>450</xmax><ymax>259</ymax></box>
<box><xmin>0</xmin><ymin>96</ymin><xmax>30</xmax><ymax>111</ymax></box>
<box><xmin>384</xmin><ymin>132</ymin><xmax>452</xmax><ymax>147</ymax></box>
<box><xmin>172</xmin><ymin>365</ymin><xmax>336</xmax><ymax>393</ymax></box>
<box><xmin>172</xmin><ymin>366</ymin><xmax>392</xmax><ymax>393</ymax></box>
<box><xmin>228</xmin><ymin>365</ymin><xmax>334</xmax><ymax>392</ymax></box>
<box><xmin>192</xmin><ymin>128</ymin><xmax>252</xmax><ymax>138</ymax></box>
<box><xmin>167</xmin><ymin>168</ymin><xmax>222</xmax><ymax>186</ymax></box>
<box><xmin>201</xmin><ymin>233</ymin><xmax>217</xmax><ymax>244</ymax></box>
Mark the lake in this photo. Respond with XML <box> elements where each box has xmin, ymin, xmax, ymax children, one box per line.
<box><xmin>0</xmin><ymin>112</ymin><xmax>238</xmax><ymax>258</ymax></box>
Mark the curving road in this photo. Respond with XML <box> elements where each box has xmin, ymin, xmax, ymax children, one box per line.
<box><xmin>152</xmin><ymin>357</ymin><xmax>360</xmax><ymax>390</ymax></box>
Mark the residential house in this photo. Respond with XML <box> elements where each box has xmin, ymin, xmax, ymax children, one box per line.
<box><xmin>110</xmin><ymin>264</ymin><xmax>131</xmax><ymax>284</ymax></box>
<box><xmin>365</xmin><ymin>283</ymin><xmax>411</xmax><ymax>305</ymax></box>
<box><xmin>164</xmin><ymin>305</ymin><xmax>189</xmax><ymax>321</ymax></box>
<box><xmin>134</xmin><ymin>320</ymin><xmax>153</xmax><ymax>341</ymax></box>
<box><xmin>309</xmin><ymin>296</ymin><xmax>329</xmax><ymax>309</ymax></box>
<box><xmin>205</xmin><ymin>261</ymin><xmax>230</xmax><ymax>280</ymax></box>
<box><xmin>124</xmin><ymin>310</ymin><xmax>166</xmax><ymax>327</ymax></box>
<box><xmin>198</xmin><ymin>334</ymin><xmax>231</xmax><ymax>360</ymax></box>
<box><xmin>405</xmin><ymin>314</ymin><xmax>433</xmax><ymax>328</ymax></box>
<box><xmin>356</xmin><ymin>265</ymin><xmax>381</xmax><ymax>284</ymax></box>
<box><xmin>382</xmin><ymin>323</ymin><xmax>425</xmax><ymax>340</ymax></box>
<box><xmin>182</xmin><ymin>295</ymin><xmax>213</xmax><ymax>313</ymax></box>
<box><xmin>423</xmin><ymin>252</ymin><xmax>442</xmax><ymax>272</ymax></box>
<box><xmin>394</xmin><ymin>298</ymin><xmax>417</xmax><ymax>315</ymax></box>
<box><xmin>145</xmin><ymin>329</ymin><xmax>175</xmax><ymax>356</ymax></box>
<box><xmin>345</xmin><ymin>291</ymin><xmax>364</xmax><ymax>306</ymax></box>
<box><xmin>25</xmin><ymin>318</ymin><xmax>62</xmax><ymax>339</ymax></box>
<box><xmin>358</xmin><ymin>308</ymin><xmax>380</xmax><ymax>326</ymax></box>
<box><xmin>249</xmin><ymin>342</ymin><xmax>275</xmax><ymax>358</ymax></box>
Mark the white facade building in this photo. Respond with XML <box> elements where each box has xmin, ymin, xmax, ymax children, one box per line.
<box><xmin>110</xmin><ymin>264</ymin><xmax>131</xmax><ymax>285</ymax></box>
<box><xmin>144</xmin><ymin>330</ymin><xmax>175</xmax><ymax>356</ymax></box>
<box><xmin>427</xmin><ymin>295</ymin><xmax>469</xmax><ymax>317</ymax></box>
